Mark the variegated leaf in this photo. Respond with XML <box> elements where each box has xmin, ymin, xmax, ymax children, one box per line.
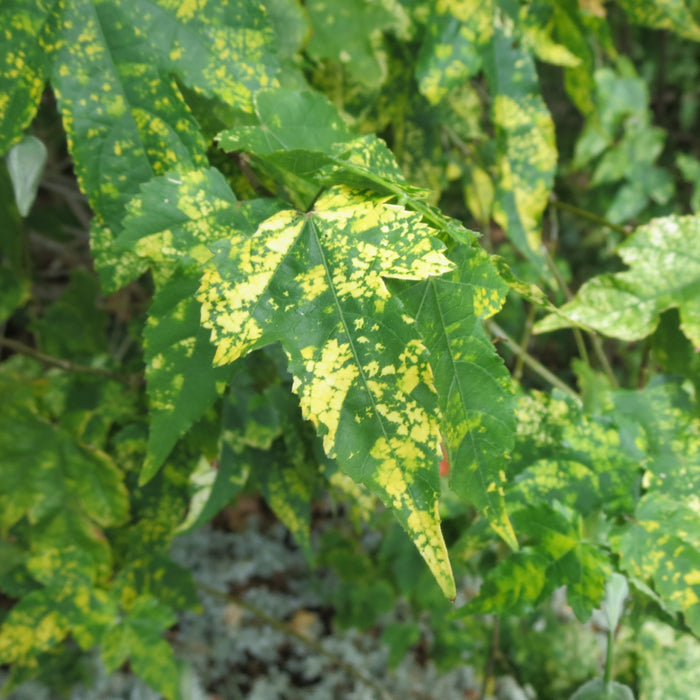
<box><xmin>198</xmin><ymin>185</ymin><xmax>457</xmax><ymax>597</ymax></box>
<box><xmin>397</xmin><ymin>245</ymin><xmax>517</xmax><ymax>549</ymax></box>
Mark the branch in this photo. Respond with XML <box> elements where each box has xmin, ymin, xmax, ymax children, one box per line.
<box><xmin>487</xmin><ymin>320</ymin><xmax>581</xmax><ymax>402</ymax></box>
<box><xmin>548</xmin><ymin>198</ymin><xmax>631</xmax><ymax>237</ymax></box>
<box><xmin>0</xmin><ymin>337</ymin><xmax>141</xmax><ymax>386</ymax></box>
<box><xmin>196</xmin><ymin>581</ymin><xmax>397</xmax><ymax>700</ymax></box>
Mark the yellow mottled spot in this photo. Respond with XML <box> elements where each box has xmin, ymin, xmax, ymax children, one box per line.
<box><xmin>297</xmin><ymin>264</ymin><xmax>328</xmax><ymax>299</ymax></box>
<box><xmin>296</xmin><ymin>339</ymin><xmax>359</xmax><ymax>453</ymax></box>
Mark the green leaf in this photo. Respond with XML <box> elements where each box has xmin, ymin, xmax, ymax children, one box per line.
<box><xmin>101</xmin><ymin>596</ymin><xmax>180</xmax><ymax>700</ymax></box>
<box><xmin>176</xmin><ymin>354</ymin><xmax>286</xmax><ymax>533</ymax></box>
<box><xmin>24</xmin><ymin>0</ymin><xmax>280</xmax><ymax>291</ymax></box>
<box><xmin>0</xmin><ymin>167</ymin><xmax>30</xmax><ymax>321</ymax></box>
<box><xmin>217</xmin><ymin>88</ymin><xmax>478</xmax><ymax>244</ymax></box>
<box><xmin>637</xmin><ymin>621</ymin><xmax>700</xmax><ymax>700</ymax></box>
<box><xmin>616</xmin><ymin>0</ymin><xmax>700</xmax><ymax>41</ymax></box>
<box><xmin>5</xmin><ymin>134</ymin><xmax>47</xmax><ymax>216</ymax></box>
<box><xmin>614</xmin><ymin>495</ymin><xmax>700</xmax><ymax>636</ymax></box>
<box><xmin>510</xmin><ymin>393</ymin><xmax>640</xmax><ymax>517</ymax></box>
<box><xmin>483</xmin><ymin>1</ymin><xmax>557</xmax><ymax>270</ymax></box>
<box><xmin>198</xmin><ymin>186</ymin><xmax>457</xmax><ymax>597</ymax></box>
<box><xmin>570</xmin><ymin>678</ymin><xmax>635</xmax><ymax>700</ymax></box>
<box><xmin>255</xmin><ymin>427</ymin><xmax>317</xmax><ymax>562</ymax></box>
<box><xmin>416</xmin><ymin>0</ymin><xmax>492</xmax><ymax>104</ymax></box>
<box><xmin>140</xmin><ymin>272</ymin><xmax>233</xmax><ymax>483</ymax></box>
<box><xmin>0</xmin><ymin>1</ymin><xmax>54</xmax><ymax>154</ymax></box>
<box><xmin>0</xmin><ymin>405</ymin><xmax>129</xmax><ymax>539</ymax></box>
<box><xmin>218</xmin><ymin>88</ymin><xmax>353</xmax><ymax>156</ymax></box>
<box><xmin>464</xmin><ymin>548</ymin><xmax>550</xmax><ymax>615</ymax></box>
<box><xmin>117</xmin><ymin>168</ymin><xmax>285</xmax><ymax>481</ymax></box>
<box><xmin>262</xmin><ymin>0</ymin><xmax>310</xmax><ymax>62</ymax></box>
<box><xmin>305</xmin><ymin>0</ymin><xmax>399</xmax><ymax>86</ymax></box>
<box><xmin>0</xmin><ymin>548</ymin><xmax>115</xmax><ymax>667</ymax></box>
<box><xmin>535</xmin><ymin>215</ymin><xmax>700</xmax><ymax>347</ymax></box>
<box><xmin>29</xmin><ymin>268</ymin><xmax>109</xmax><ymax>361</ymax></box>
<box><xmin>397</xmin><ymin>245</ymin><xmax>517</xmax><ymax>549</ymax></box>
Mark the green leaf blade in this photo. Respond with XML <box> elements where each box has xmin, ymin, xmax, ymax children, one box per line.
<box><xmin>483</xmin><ymin>5</ymin><xmax>557</xmax><ymax>269</ymax></box>
<box><xmin>399</xmin><ymin>245</ymin><xmax>517</xmax><ymax>549</ymax></box>
<box><xmin>0</xmin><ymin>1</ymin><xmax>56</xmax><ymax>154</ymax></box>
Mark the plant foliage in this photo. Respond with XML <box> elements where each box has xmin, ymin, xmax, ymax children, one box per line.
<box><xmin>2</xmin><ymin>0</ymin><xmax>700</xmax><ymax>698</ymax></box>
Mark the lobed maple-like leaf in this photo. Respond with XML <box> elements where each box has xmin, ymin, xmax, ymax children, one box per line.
<box><xmin>0</xmin><ymin>548</ymin><xmax>116</xmax><ymax>681</ymax></box>
<box><xmin>535</xmin><ymin>215</ymin><xmax>700</xmax><ymax>348</ymax></box>
<box><xmin>198</xmin><ymin>185</ymin><xmax>457</xmax><ymax>597</ymax></box>
<box><xmin>101</xmin><ymin>596</ymin><xmax>179</xmax><ymax>700</ymax></box>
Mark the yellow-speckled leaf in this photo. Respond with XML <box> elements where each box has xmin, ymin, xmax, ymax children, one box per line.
<box><xmin>101</xmin><ymin>596</ymin><xmax>179</xmax><ymax>700</ymax></box>
<box><xmin>616</xmin><ymin>0</ymin><xmax>700</xmax><ymax>41</ymax></box>
<box><xmin>0</xmin><ymin>1</ymin><xmax>57</xmax><ymax>154</ymax></box>
<box><xmin>416</xmin><ymin>0</ymin><xmax>493</xmax><ymax>105</ymax></box>
<box><xmin>483</xmin><ymin>2</ymin><xmax>556</xmax><ymax>270</ymax></box>
<box><xmin>18</xmin><ymin>0</ymin><xmax>279</xmax><ymax>292</ymax></box>
<box><xmin>115</xmin><ymin>169</ymin><xmax>285</xmax><ymax>482</ymax></box>
<box><xmin>0</xmin><ymin>548</ymin><xmax>116</xmax><ymax>669</ymax></box>
<box><xmin>198</xmin><ymin>186</ymin><xmax>457</xmax><ymax>597</ymax></box>
<box><xmin>217</xmin><ymin>88</ymin><xmax>479</xmax><ymax>245</ymax></box>
<box><xmin>397</xmin><ymin>245</ymin><xmax>518</xmax><ymax>549</ymax></box>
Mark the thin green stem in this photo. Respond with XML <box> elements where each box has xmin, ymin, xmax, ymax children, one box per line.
<box><xmin>513</xmin><ymin>304</ymin><xmax>536</xmax><ymax>382</ymax></box>
<box><xmin>541</xmin><ymin>246</ymin><xmax>590</xmax><ymax>366</ymax></box>
<box><xmin>548</xmin><ymin>198</ymin><xmax>631</xmax><ymax>237</ymax></box>
<box><xmin>196</xmin><ymin>581</ymin><xmax>397</xmax><ymax>700</ymax></box>
<box><xmin>541</xmin><ymin>239</ymin><xmax>618</xmax><ymax>387</ymax></box>
<box><xmin>604</xmin><ymin>626</ymin><xmax>614</xmax><ymax>688</ymax></box>
<box><xmin>479</xmin><ymin>616</ymin><xmax>501</xmax><ymax>700</ymax></box>
<box><xmin>487</xmin><ymin>320</ymin><xmax>581</xmax><ymax>402</ymax></box>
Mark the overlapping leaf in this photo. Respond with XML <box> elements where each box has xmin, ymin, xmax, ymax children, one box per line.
<box><xmin>414</xmin><ymin>1</ymin><xmax>556</xmax><ymax>266</ymax></box>
<box><xmin>101</xmin><ymin>596</ymin><xmax>179</xmax><ymax>700</ymax></box>
<box><xmin>1</xmin><ymin>0</ymin><xmax>280</xmax><ymax>291</ymax></box>
<box><xmin>116</xmin><ymin>168</ymin><xmax>285</xmax><ymax>482</ymax></box>
<box><xmin>416</xmin><ymin>0</ymin><xmax>493</xmax><ymax>104</ymax></box>
<box><xmin>0</xmin><ymin>384</ymin><xmax>129</xmax><ymax>543</ymax></box>
<box><xmin>510</xmin><ymin>394</ymin><xmax>641</xmax><ymax>516</ymax></box>
<box><xmin>609</xmin><ymin>382</ymin><xmax>700</xmax><ymax>635</ymax></box>
<box><xmin>396</xmin><ymin>245</ymin><xmax>517</xmax><ymax>549</ymax></box>
<box><xmin>198</xmin><ymin>185</ymin><xmax>457</xmax><ymax>597</ymax></box>
<box><xmin>535</xmin><ymin>215</ymin><xmax>700</xmax><ymax>347</ymax></box>
<box><xmin>0</xmin><ymin>548</ymin><xmax>115</xmax><ymax>686</ymax></box>
<box><xmin>177</xmin><ymin>351</ymin><xmax>322</xmax><ymax>559</ymax></box>
<box><xmin>305</xmin><ymin>0</ymin><xmax>402</xmax><ymax>86</ymax></box>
